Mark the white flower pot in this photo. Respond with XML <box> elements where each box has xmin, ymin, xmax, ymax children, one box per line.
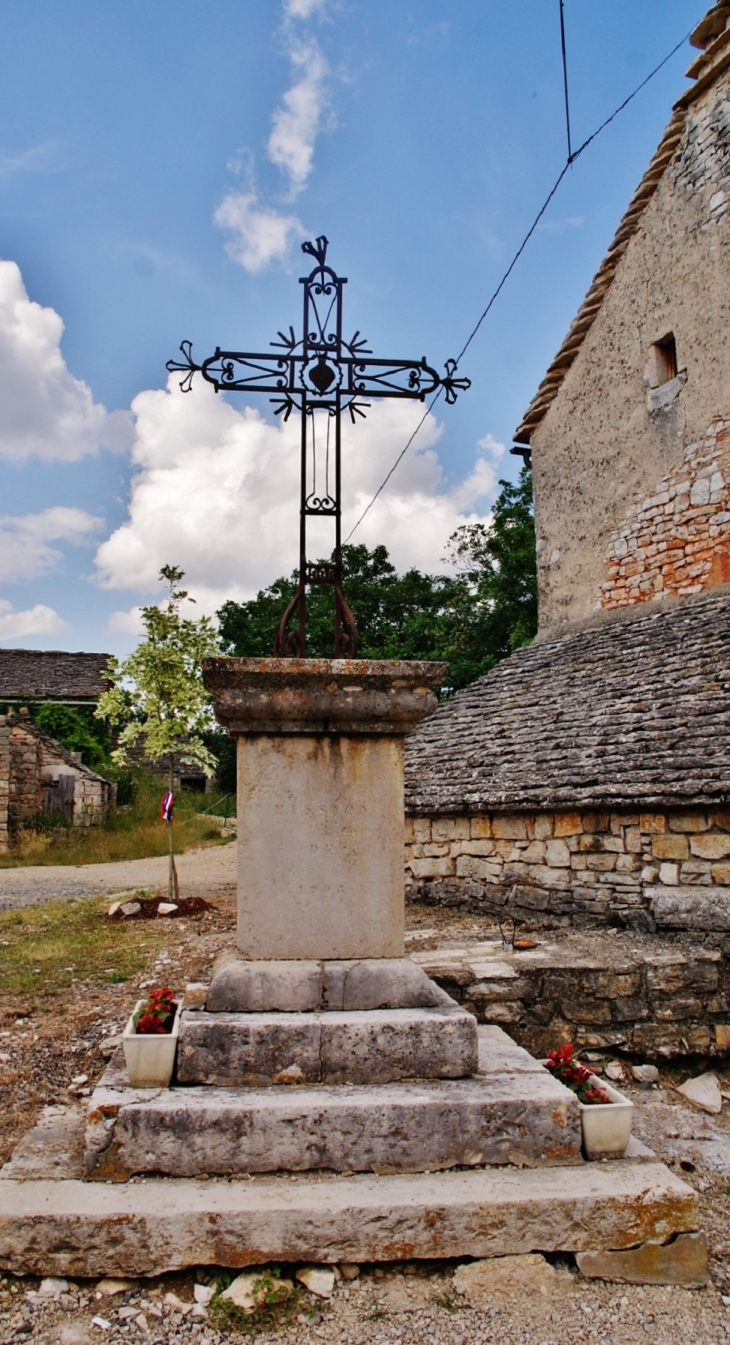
<box><xmin>579</xmin><ymin>1078</ymin><xmax>634</xmax><ymax>1159</ymax></box>
<box><xmin>122</xmin><ymin>999</ymin><xmax>181</xmax><ymax>1088</ymax></box>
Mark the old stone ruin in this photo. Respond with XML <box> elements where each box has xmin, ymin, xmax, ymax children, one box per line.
<box><xmin>0</xmin><ymin>660</ymin><xmax>703</xmax><ymax>1285</ymax></box>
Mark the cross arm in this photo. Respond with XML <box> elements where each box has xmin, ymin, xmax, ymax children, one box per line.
<box><xmin>342</xmin><ymin>355</ymin><xmax>470</xmax><ymax>405</ymax></box>
<box><xmin>166</xmin><ymin>341</ymin><xmax>297</xmax><ymax>398</ymax></box>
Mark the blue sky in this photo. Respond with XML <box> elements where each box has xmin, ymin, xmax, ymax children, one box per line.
<box><xmin>0</xmin><ymin>0</ymin><xmax>703</xmax><ymax>653</ymax></box>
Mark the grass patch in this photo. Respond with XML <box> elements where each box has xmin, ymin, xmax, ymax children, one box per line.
<box><xmin>0</xmin><ymin>895</ymin><xmax>168</xmax><ymax>1003</ymax></box>
<box><xmin>209</xmin><ymin>1270</ymin><xmax>307</xmax><ymax>1336</ymax></box>
<box><xmin>432</xmin><ymin>1289</ymin><xmax>460</xmax><ymax>1311</ymax></box>
<box><xmin>0</xmin><ymin>773</ymin><xmax>233</xmax><ymax>868</ymax></box>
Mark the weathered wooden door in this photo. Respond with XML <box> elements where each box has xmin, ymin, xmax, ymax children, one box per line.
<box><xmin>43</xmin><ymin>774</ymin><xmax>75</xmax><ymax>820</ymax></box>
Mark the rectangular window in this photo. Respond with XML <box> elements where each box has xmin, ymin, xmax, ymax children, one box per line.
<box><xmin>650</xmin><ymin>333</ymin><xmax>678</xmax><ymax>386</ymax></box>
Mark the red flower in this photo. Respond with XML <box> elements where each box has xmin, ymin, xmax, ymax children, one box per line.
<box><xmin>133</xmin><ymin>986</ymin><xmax>177</xmax><ymax>1035</ymax></box>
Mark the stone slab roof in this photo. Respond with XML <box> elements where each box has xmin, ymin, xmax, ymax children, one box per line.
<box><xmin>405</xmin><ymin>589</ymin><xmax>730</xmax><ymax>815</ymax></box>
<box><xmin>0</xmin><ymin>650</ymin><xmax>111</xmax><ymax>704</ymax></box>
<box><xmin>514</xmin><ymin>4</ymin><xmax>730</xmax><ymax>447</ymax></box>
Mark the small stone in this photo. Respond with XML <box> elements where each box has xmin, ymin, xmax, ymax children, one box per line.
<box><xmin>38</xmin><ymin>1276</ymin><xmax>69</xmax><ymax>1297</ymax></box>
<box><xmin>631</xmin><ymin>1065</ymin><xmax>659</xmax><ymax>1085</ymax></box>
<box><xmin>605</xmin><ymin>1062</ymin><xmax>626</xmax><ymax>1082</ymax></box>
<box><xmin>96</xmin><ymin>1279</ymin><xmax>136</xmax><ymax>1296</ymax></box>
<box><xmin>677</xmin><ymin>1071</ymin><xmax>723</xmax><ymax>1114</ymax></box>
<box><xmin>220</xmin><ymin>1272</ymin><xmax>293</xmax><ymax>1311</ymax></box>
<box><xmin>107</xmin><ymin>903</ymin><xmax>121</xmax><ymax>918</ymax></box>
<box><xmin>163</xmin><ymin>1291</ymin><xmax>187</xmax><ymax>1307</ymax></box>
<box><xmin>296</xmin><ymin>1266</ymin><xmax>336</xmax><ymax>1298</ymax></box>
<box><xmin>157</xmin><ymin>903</ymin><xmax>178</xmax><ymax>916</ymax></box>
<box><xmin>99</xmin><ymin>1035</ymin><xmax>124</xmax><ymax>1060</ymax></box>
<box><xmin>184</xmin><ymin>984</ymin><xmax>209</xmax><ymax>1011</ymax></box>
<box><xmin>194</xmin><ymin>1284</ymin><xmax>215</xmax><ymax>1305</ymax></box>
<box><xmin>71</xmin><ymin>1074</ymin><xmax>88</xmax><ymax>1086</ymax></box>
<box><xmin>117</xmin><ymin>1306</ymin><xmax>139</xmax><ymax>1320</ymax></box>
<box><xmin>339</xmin><ymin>1263</ymin><xmax>360</xmax><ymax>1281</ymax></box>
<box><xmin>453</xmin><ymin>1254</ymin><xmax>559</xmax><ymax>1300</ymax></box>
<box><xmin>191</xmin><ymin>1303</ymin><xmax>208</xmax><ymax>1317</ymax></box>
<box><xmin>120</xmin><ymin>902</ymin><xmax>141</xmax><ymax>917</ymax></box>
<box><xmin>219</xmin><ymin>1275</ymin><xmax>258</xmax><ymax>1307</ymax></box>
<box><xmin>91</xmin><ymin>1318</ymin><xmax>111</xmax><ymax>1331</ymax></box>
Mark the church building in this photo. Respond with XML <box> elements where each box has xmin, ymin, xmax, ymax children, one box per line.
<box><xmin>404</xmin><ymin>2</ymin><xmax>730</xmax><ymax>937</ymax></box>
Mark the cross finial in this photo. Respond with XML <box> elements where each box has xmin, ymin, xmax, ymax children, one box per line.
<box><xmin>301</xmin><ymin>236</ymin><xmax>329</xmax><ymax>267</ymax></box>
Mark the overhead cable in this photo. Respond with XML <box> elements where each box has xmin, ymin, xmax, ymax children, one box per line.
<box><xmin>345</xmin><ymin>22</ymin><xmax>692</xmax><ymax>544</ymax></box>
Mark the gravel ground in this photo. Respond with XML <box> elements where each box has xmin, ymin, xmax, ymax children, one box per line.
<box><xmin>0</xmin><ymin>843</ymin><xmax>237</xmax><ymax>911</ymax></box>
<box><xmin>2</xmin><ymin>1255</ymin><xmax>730</xmax><ymax>1345</ymax></box>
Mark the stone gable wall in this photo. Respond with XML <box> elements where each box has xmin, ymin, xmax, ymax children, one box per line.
<box><xmin>405</xmin><ymin>806</ymin><xmax>730</xmax><ymax>931</ymax></box>
<box><xmin>1</xmin><ymin>714</ymin><xmax>112</xmax><ymax>840</ymax></box>
<box><xmin>530</xmin><ymin>69</ymin><xmax>730</xmax><ymax>630</ymax></box>
<box><xmin>600</xmin><ymin>416</ymin><xmax>730</xmax><ymax>608</ymax></box>
<box><xmin>0</xmin><ymin>719</ymin><xmax>9</xmax><ymax>853</ymax></box>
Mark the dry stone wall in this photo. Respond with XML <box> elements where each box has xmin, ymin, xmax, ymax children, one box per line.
<box><xmin>0</xmin><ymin>719</ymin><xmax>9</xmax><ymax>853</ymax></box>
<box><xmin>415</xmin><ymin>933</ymin><xmax>730</xmax><ymax>1060</ymax></box>
<box><xmin>405</xmin><ymin>807</ymin><xmax>730</xmax><ymax>932</ymax></box>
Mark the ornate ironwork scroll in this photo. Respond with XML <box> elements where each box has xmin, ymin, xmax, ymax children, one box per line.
<box><xmin>167</xmin><ymin>236</ymin><xmax>470</xmax><ymax>657</ymax></box>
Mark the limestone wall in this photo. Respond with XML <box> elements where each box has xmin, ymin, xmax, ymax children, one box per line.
<box><xmin>0</xmin><ymin>718</ymin><xmax>9</xmax><ymax>853</ymax></box>
<box><xmin>8</xmin><ymin>719</ymin><xmax>42</xmax><ymax>829</ymax></box>
<box><xmin>1</xmin><ymin>714</ymin><xmax>112</xmax><ymax>836</ymax></box>
<box><xmin>417</xmin><ymin>935</ymin><xmax>730</xmax><ymax>1060</ymax></box>
<box><xmin>531</xmin><ymin>69</ymin><xmax>730</xmax><ymax>630</ymax></box>
<box><xmin>405</xmin><ymin>807</ymin><xmax>730</xmax><ymax>931</ymax></box>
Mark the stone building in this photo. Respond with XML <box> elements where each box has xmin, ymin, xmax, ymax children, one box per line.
<box><xmin>0</xmin><ymin>711</ymin><xmax>114</xmax><ymax>853</ymax></box>
<box><xmin>405</xmin><ymin>3</ymin><xmax>730</xmax><ymax>934</ymax></box>
<box><xmin>0</xmin><ymin>649</ymin><xmax>111</xmax><ymax>706</ymax></box>
<box><xmin>515</xmin><ymin>1</ymin><xmax>730</xmax><ymax>629</ymax></box>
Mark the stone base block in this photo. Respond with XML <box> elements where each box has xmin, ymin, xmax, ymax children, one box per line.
<box><xmin>0</xmin><ymin>1159</ymin><xmax>698</xmax><ymax>1279</ymax></box>
<box><xmin>576</xmin><ymin>1232</ymin><xmax>709</xmax><ymax>1286</ymax></box>
<box><xmin>206</xmin><ymin>954</ymin><xmax>455</xmax><ymax>1013</ymax></box>
<box><xmin>176</xmin><ymin>1005</ymin><xmax>478</xmax><ymax>1086</ymax></box>
<box><xmin>84</xmin><ymin>1061</ymin><xmax>581</xmax><ymax>1180</ymax></box>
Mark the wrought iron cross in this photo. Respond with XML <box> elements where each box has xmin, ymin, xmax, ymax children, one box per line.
<box><xmin>167</xmin><ymin>236</ymin><xmax>470</xmax><ymax>657</ymax></box>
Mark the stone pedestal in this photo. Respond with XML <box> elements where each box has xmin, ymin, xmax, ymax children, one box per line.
<box><xmin>202</xmin><ymin>658</ymin><xmax>446</xmax><ymax>960</ymax></box>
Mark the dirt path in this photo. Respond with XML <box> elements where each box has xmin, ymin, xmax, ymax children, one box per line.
<box><xmin>0</xmin><ymin>841</ymin><xmax>237</xmax><ymax>911</ymax></box>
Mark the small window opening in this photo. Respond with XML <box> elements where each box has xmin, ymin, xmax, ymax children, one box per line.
<box><xmin>649</xmin><ymin>333</ymin><xmax>678</xmax><ymax>387</ymax></box>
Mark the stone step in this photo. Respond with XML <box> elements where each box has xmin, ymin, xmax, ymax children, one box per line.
<box><xmin>84</xmin><ymin>1062</ymin><xmax>581</xmax><ymax>1180</ymax></box>
<box><xmin>0</xmin><ymin>1158</ymin><xmax>698</xmax><ymax>1279</ymax></box>
<box><xmin>176</xmin><ymin>1005</ymin><xmax>478</xmax><ymax>1086</ymax></box>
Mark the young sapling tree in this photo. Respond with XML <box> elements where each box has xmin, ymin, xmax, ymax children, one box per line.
<box><xmin>96</xmin><ymin>565</ymin><xmax>220</xmax><ymax>898</ymax></box>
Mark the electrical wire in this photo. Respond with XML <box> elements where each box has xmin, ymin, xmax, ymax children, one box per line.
<box><xmin>559</xmin><ymin>0</ymin><xmax>573</xmax><ymax>163</ymax></box>
<box><xmin>345</xmin><ymin>22</ymin><xmax>692</xmax><ymax>545</ymax></box>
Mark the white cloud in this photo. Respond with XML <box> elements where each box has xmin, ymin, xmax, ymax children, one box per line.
<box><xmin>0</xmin><ymin>260</ymin><xmax>133</xmax><ymax>460</ymax></box>
<box><xmin>284</xmin><ymin>0</ymin><xmax>327</xmax><ymax>18</ymax></box>
<box><xmin>214</xmin><ymin>193</ymin><xmax>303</xmax><ymax>272</ymax></box>
<box><xmin>0</xmin><ymin>507</ymin><xmax>101</xmax><ymax>583</ymax></box>
<box><xmin>94</xmin><ymin>376</ymin><xmax>497</xmax><ymax>614</ymax></box>
<box><xmin>0</xmin><ymin>139</ymin><xmax>66</xmax><ymax>179</ymax></box>
<box><xmin>107</xmin><ymin>606</ymin><xmax>145</xmax><ymax>636</ymax></box>
<box><xmin>215</xmin><ymin>1</ymin><xmax>330</xmax><ymax>272</ymax></box>
<box><xmin>0</xmin><ymin>600</ymin><xmax>68</xmax><ymax>641</ymax></box>
<box><xmin>267</xmin><ymin>40</ymin><xmax>328</xmax><ymax>195</ymax></box>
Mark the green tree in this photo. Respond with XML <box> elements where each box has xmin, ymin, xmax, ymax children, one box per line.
<box><xmin>444</xmin><ymin>465</ymin><xmax>537</xmax><ymax>687</ymax></box>
<box><xmin>96</xmin><ymin>565</ymin><xmax>220</xmax><ymax>897</ymax></box>
<box><xmin>216</xmin><ymin>468</ymin><xmax>537</xmax><ymax>694</ymax></box>
<box><xmin>217</xmin><ymin>543</ymin><xmax>458</xmax><ymax>663</ymax></box>
<box><xmin>34</xmin><ymin>703</ymin><xmax>111</xmax><ymax>772</ymax></box>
